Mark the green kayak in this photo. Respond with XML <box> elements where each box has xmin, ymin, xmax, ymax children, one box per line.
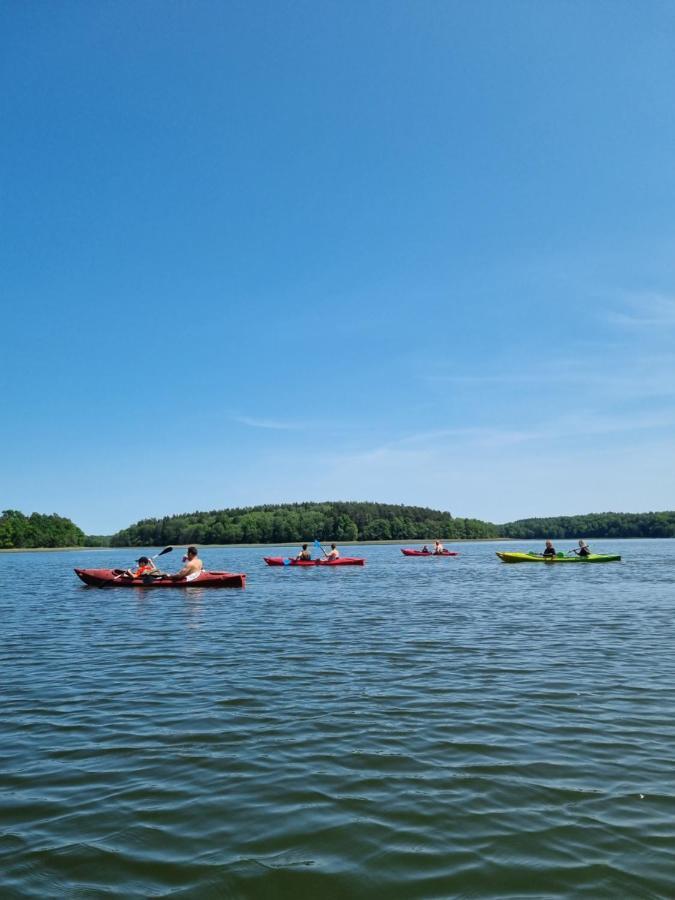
<box><xmin>497</xmin><ymin>551</ymin><xmax>621</xmax><ymax>564</ymax></box>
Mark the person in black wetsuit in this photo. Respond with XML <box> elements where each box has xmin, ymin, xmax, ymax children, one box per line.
<box><xmin>574</xmin><ymin>539</ymin><xmax>591</xmax><ymax>557</ymax></box>
<box><xmin>542</xmin><ymin>540</ymin><xmax>556</xmax><ymax>557</ymax></box>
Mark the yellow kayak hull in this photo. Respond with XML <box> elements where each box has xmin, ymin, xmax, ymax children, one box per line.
<box><xmin>496</xmin><ymin>551</ymin><xmax>621</xmax><ymax>564</ymax></box>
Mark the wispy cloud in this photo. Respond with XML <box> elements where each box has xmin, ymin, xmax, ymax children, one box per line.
<box><xmin>231</xmin><ymin>414</ymin><xmax>305</xmax><ymax>431</ymax></box>
<box><xmin>424</xmin><ymin>350</ymin><xmax>675</xmax><ymax>399</ymax></box>
<box><xmin>608</xmin><ymin>292</ymin><xmax>675</xmax><ymax>328</ymax></box>
<box><xmin>330</xmin><ymin>408</ymin><xmax>675</xmax><ymax>467</ymax></box>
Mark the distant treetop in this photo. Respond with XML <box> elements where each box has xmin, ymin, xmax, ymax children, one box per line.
<box><xmin>109</xmin><ymin>500</ymin><xmax>499</xmax><ymax>546</ymax></box>
<box><xmin>499</xmin><ymin>511</ymin><xmax>675</xmax><ymax>539</ymax></box>
<box><xmin>0</xmin><ymin>509</ymin><xmax>86</xmax><ymax>549</ymax></box>
<box><xmin>2</xmin><ymin>504</ymin><xmax>674</xmax><ymax>549</ymax></box>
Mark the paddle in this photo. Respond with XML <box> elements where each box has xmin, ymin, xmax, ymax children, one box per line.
<box><xmin>152</xmin><ymin>546</ymin><xmax>174</xmax><ymax>561</ymax></box>
<box><xmin>314</xmin><ymin>539</ymin><xmax>328</xmax><ymax>558</ymax></box>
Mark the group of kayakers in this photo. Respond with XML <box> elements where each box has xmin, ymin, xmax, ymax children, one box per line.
<box><xmin>125</xmin><ymin>539</ymin><xmax>458</xmax><ymax>572</ymax></box>
<box><xmin>118</xmin><ymin>537</ymin><xmax>594</xmax><ymax>579</ymax></box>
<box><xmin>542</xmin><ymin>539</ymin><xmax>591</xmax><ymax>558</ymax></box>
<box><xmin>295</xmin><ymin>540</ymin><xmax>448</xmax><ymax>560</ymax></box>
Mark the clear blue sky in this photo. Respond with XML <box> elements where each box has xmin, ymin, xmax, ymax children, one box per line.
<box><xmin>2</xmin><ymin>1</ymin><xmax>674</xmax><ymax>534</ymax></box>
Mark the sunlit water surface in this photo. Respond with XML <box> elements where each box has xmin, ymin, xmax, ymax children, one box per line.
<box><xmin>1</xmin><ymin>541</ymin><xmax>674</xmax><ymax>898</ymax></box>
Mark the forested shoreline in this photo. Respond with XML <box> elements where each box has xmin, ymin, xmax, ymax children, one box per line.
<box><xmin>0</xmin><ymin>510</ymin><xmax>86</xmax><ymax>549</ymax></box>
<box><xmin>500</xmin><ymin>511</ymin><xmax>675</xmax><ymax>539</ymax></box>
<box><xmin>2</xmin><ymin>504</ymin><xmax>675</xmax><ymax>549</ymax></box>
<box><xmin>109</xmin><ymin>502</ymin><xmax>498</xmax><ymax>546</ymax></box>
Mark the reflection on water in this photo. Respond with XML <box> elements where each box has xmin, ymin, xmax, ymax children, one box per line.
<box><xmin>184</xmin><ymin>589</ymin><xmax>206</xmax><ymax>627</ymax></box>
<box><xmin>1</xmin><ymin>540</ymin><xmax>674</xmax><ymax>898</ymax></box>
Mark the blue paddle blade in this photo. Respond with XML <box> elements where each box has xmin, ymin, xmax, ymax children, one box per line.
<box><xmin>314</xmin><ymin>539</ymin><xmax>322</xmax><ymax>549</ymax></box>
<box><xmin>283</xmin><ymin>558</ymin><xmax>291</xmax><ymax>566</ymax></box>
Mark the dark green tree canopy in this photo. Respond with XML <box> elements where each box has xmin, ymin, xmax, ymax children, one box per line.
<box><xmin>109</xmin><ymin>501</ymin><xmax>499</xmax><ymax>546</ymax></box>
<box><xmin>0</xmin><ymin>510</ymin><xmax>86</xmax><ymax>549</ymax></box>
<box><xmin>499</xmin><ymin>511</ymin><xmax>675</xmax><ymax>540</ymax></box>
<box><xmin>2</xmin><ymin>505</ymin><xmax>674</xmax><ymax>548</ymax></box>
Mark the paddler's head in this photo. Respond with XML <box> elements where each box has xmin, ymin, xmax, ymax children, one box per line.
<box><xmin>136</xmin><ymin>556</ymin><xmax>150</xmax><ymax>564</ymax></box>
<box><xmin>186</xmin><ymin>546</ymin><xmax>198</xmax><ymax>558</ymax></box>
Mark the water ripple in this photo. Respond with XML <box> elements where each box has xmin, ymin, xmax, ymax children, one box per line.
<box><xmin>1</xmin><ymin>540</ymin><xmax>674</xmax><ymax>897</ymax></box>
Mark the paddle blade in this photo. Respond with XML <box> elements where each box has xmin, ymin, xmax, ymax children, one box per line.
<box><xmin>158</xmin><ymin>546</ymin><xmax>173</xmax><ymax>556</ymax></box>
<box><xmin>283</xmin><ymin>558</ymin><xmax>291</xmax><ymax>566</ymax></box>
<box><xmin>314</xmin><ymin>539</ymin><xmax>322</xmax><ymax>549</ymax></box>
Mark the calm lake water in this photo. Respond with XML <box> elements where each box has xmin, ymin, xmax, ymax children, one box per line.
<box><xmin>1</xmin><ymin>540</ymin><xmax>674</xmax><ymax>898</ymax></box>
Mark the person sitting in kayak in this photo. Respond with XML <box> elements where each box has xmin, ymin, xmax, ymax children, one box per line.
<box><xmin>325</xmin><ymin>543</ymin><xmax>340</xmax><ymax>560</ymax></box>
<box><xmin>573</xmin><ymin>539</ymin><xmax>591</xmax><ymax>557</ymax></box>
<box><xmin>421</xmin><ymin>545</ymin><xmax>430</xmax><ymax>553</ymax></box>
<box><xmin>433</xmin><ymin>540</ymin><xmax>445</xmax><ymax>554</ymax></box>
<box><xmin>542</xmin><ymin>540</ymin><xmax>556</xmax><ymax>557</ymax></box>
<box><xmin>296</xmin><ymin>543</ymin><xmax>312</xmax><ymax>561</ymax></box>
<box><xmin>167</xmin><ymin>546</ymin><xmax>204</xmax><ymax>581</ymax></box>
<box><xmin>124</xmin><ymin>556</ymin><xmax>159</xmax><ymax>579</ymax></box>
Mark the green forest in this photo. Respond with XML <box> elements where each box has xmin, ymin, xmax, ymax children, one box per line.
<box><xmin>109</xmin><ymin>501</ymin><xmax>499</xmax><ymax>546</ymax></box>
<box><xmin>500</xmin><ymin>511</ymin><xmax>675</xmax><ymax>539</ymax></box>
<box><xmin>0</xmin><ymin>510</ymin><xmax>87</xmax><ymax>549</ymax></box>
<box><xmin>3</xmin><ymin>504</ymin><xmax>675</xmax><ymax>548</ymax></box>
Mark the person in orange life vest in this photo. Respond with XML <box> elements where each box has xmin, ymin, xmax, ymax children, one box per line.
<box><xmin>125</xmin><ymin>556</ymin><xmax>158</xmax><ymax>579</ymax></box>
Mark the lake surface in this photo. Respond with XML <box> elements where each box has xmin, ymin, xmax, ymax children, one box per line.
<box><xmin>1</xmin><ymin>540</ymin><xmax>674</xmax><ymax>898</ymax></box>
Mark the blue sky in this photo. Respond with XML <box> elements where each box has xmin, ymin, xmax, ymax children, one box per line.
<box><xmin>2</xmin><ymin>1</ymin><xmax>674</xmax><ymax>533</ymax></box>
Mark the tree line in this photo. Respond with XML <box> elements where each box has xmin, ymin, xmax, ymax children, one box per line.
<box><xmin>499</xmin><ymin>511</ymin><xmax>675</xmax><ymax>539</ymax></box>
<box><xmin>3</xmin><ymin>505</ymin><xmax>675</xmax><ymax>548</ymax></box>
<box><xmin>0</xmin><ymin>510</ymin><xmax>86</xmax><ymax>549</ymax></box>
<box><xmin>109</xmin><ymin>501</ymin><xmax>499</xmax><ymax>546</ymax></box>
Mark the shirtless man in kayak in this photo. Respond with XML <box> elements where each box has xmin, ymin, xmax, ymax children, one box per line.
<box><xmin>325</xmin><ymin>543</ymin><xmax>340</xmax><ymax>560</ymax></box>
<box><xmin>166</xmin><ymin>546</ymin><xmax>204</xmax><ymax>581</ymax></box>
<box><xmin>433</xmin><ymin>540</ymin><xmax>445</xmax><ymax>555</ymax></box>
<box><xmin>296</xmin><ymin>543</ymin><xmax>312</xmax><ymax>561</ymax></box>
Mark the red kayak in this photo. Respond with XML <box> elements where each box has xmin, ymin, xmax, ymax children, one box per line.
<box><xmin>75</xmin><ymin>568</ymin><xmax>246</xmax><ymax>588</ymax></box>
<box><xmin>263</xmin><ymin>557</ymin><xmax>365</xmax><ymax>567</ymax></box>
<box><xmin>401</xmin><ymin>549</ymin><xmax>459</xmax><ymax>557</ymax></box>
